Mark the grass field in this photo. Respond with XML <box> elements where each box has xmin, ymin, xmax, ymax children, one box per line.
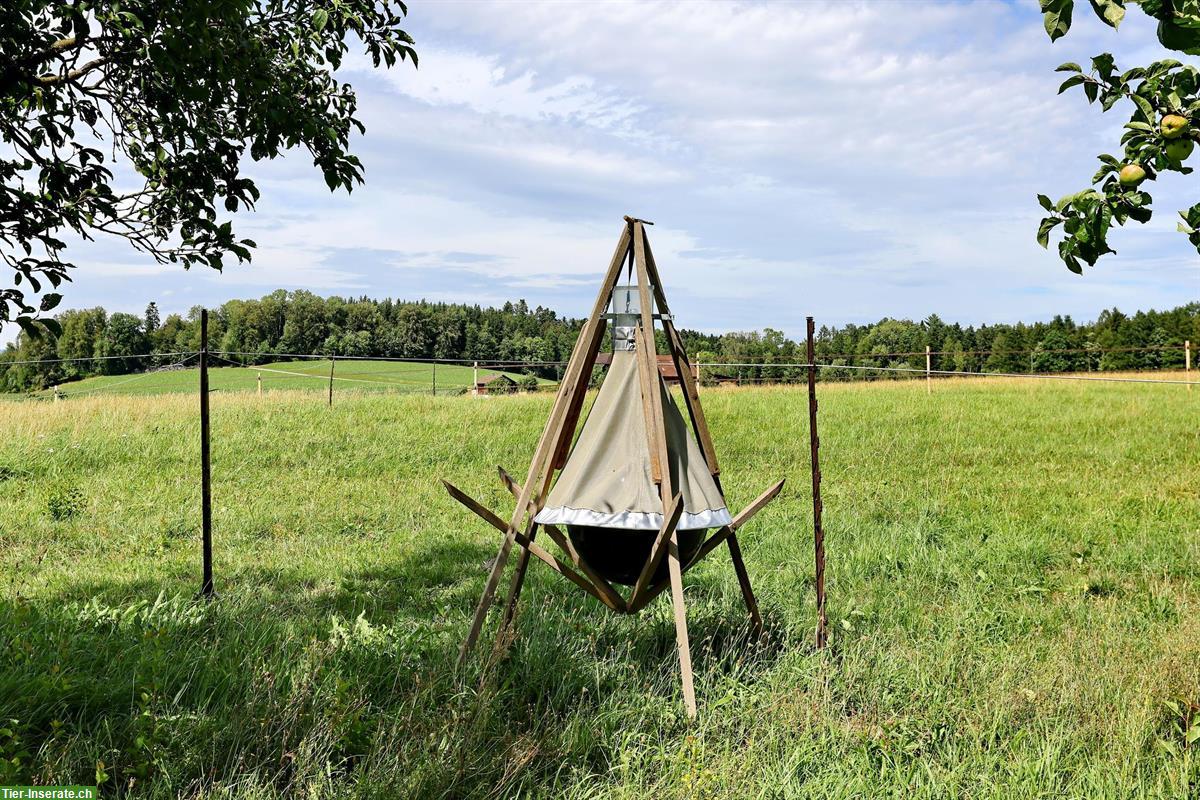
<box><xmin>1</xmin><ymin>376</ymin><xmax>1198</xmax><ymax>798</ymax></box>
<box><xmin>15</xmin><ymin>359</ymin><xmax>552</xmax><ymax>399</ymax></box>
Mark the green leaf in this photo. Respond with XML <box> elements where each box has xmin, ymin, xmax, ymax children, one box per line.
<box><xmin>1059</xmin><ymin>75</ymin><xmax>1086</xmax><ymax>94</ymax></box>
<box><xmin>41</xmin><ymin>318</ymin><xmax>62</xmax><ymax>338</ymax></box>
<box><xmin>1056</xmin><ymin>62</ymin><xmax>1083</xmax><ymax>72</ymax></box>
<box><xmin>1089</xmin><ymin>0</ymin><xmax>1125</xmax><ymax>29</ymax></box>
<box><xmin>1037</xmin><ymin>194</ymin><xmax>1055</xmax><ymax>211</ymax></box>
<box><xmin>312</xmin><ymin>8</ymin><xmax>329</xmax><ymax>31</ymax></box>
<box><xmin>1037</xmin><ymin>216</ymin><xmax>1062</xmax><ymax>248</ymax></box>
<box><xmin>1132</xmin><ymin>93</ymin><xmax>1155</xmax><ymax>121</ymax></box>
<box><xmin>1043</xmin><ymin>0</ymin><xmax>1075</xmax><ymax>41</ymax></box>
<box><xmin>15</xmin><ymin>317</ymin><xmax>41</xmax><ymax>339</ymax></box>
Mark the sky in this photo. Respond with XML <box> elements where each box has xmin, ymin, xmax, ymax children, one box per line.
<box><xmin>8</xmin><ymin>0</ymin><xmax>1200</xmax><ymax>345</ymax></box>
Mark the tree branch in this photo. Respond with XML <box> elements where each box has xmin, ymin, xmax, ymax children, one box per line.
<box><xmin>37</xmin><ymin>57</ymin><xmax>107</xmax><ymax>86</ymax></box>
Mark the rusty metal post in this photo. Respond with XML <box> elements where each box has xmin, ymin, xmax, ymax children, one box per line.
<box><xmin>328</xmin><ymin>357</ymin><xmax>335</xmax><ymax>407</ymax></box>
<box><xmin>199</xmin><ymin>309</ymin><xmax>214</xmax><ymax>599</ymax></box>
<box><xmin>805</xmin><ymin>317</ymin><xmax>827</xmax><ymax>649</ymax></box>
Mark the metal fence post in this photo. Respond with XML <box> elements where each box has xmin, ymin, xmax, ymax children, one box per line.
<box><xmin>805</xmin><ymin>316</ymin><xmax>828</xmax><ymax>649</ymax></box>
<box><xmin>328</xmin><ymin>356</ymin><xmax>335</xmax><ymax>407</ymax></box>
<box><xmin>199</xmin><ymin>309</ymin><xmax>214</xmax><ymax>599</ymax></box>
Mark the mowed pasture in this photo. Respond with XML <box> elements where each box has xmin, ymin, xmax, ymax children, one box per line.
<box><xmin>1</xmin><ymin>376</ymin><xmax>1198</xmax><ymax>798</ymax></box>
<box><xmin>14</xmin><ymin>359</ymin><xmax>549</xmax><ymax>399</ymax></box>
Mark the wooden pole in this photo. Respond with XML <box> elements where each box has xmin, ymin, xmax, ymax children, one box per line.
<box><xmin>925</xmin><ymin>345</ymin><xmax>932</xmax><ymax>394</ymax></box>
<box><xmin>1186</xmin><ymin>340</ymin><xmax>1192</xmax><ymax>393</ymax></box>
<box><xmin>327</xmin><ymin>357</ymin><xmax>335</xmax><ymax>407</ymax></box>
<box><xmin>432</xmin><ymin>362</ymin><xmax>437</xmax><ymax>396</ymax></box>
<box><xmin>458</xmin><ymin>222</ymin><xmax>632</xmax><ymax>665</ymax></box>
<box><xmin>805</xmin><ymin>317</ymin><xmax>827</xmax><ymax>649</ymax></box>
<box><xmin>473</xmin><ymin>361</ymin><xmax>478</xmax><ymax>395</ymax></box>
<box><xmin>257</xmin><ymin>373</ymin><xmax>262</xmax><ymax>397</ymax></box>
<box><xmin>200</xmin><ymin>309</ymin><xmax>214</xmax><ymax>599</ymax></box>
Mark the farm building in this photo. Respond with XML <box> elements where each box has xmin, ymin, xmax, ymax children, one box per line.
<box><xmin>473</xmin><ymin>373</ymin><xmax>517</xmax><ymax>395</ymax></box>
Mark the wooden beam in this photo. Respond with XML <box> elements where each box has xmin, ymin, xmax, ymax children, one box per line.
<box><xmin>628</xmin><ymin>492</ymin><xmax>683</xmax><ymax>612</ymax></box>
<box><xmin>500</xmin><ymin>527</ymin><xmax>536</xmax><ymax>631</ymax></box>
<box><xmin>628</xmin><ymin>479</ymin><xmax>785</xmax><ymax>614</ymax></box>
<box><xmin>634</xmin><ymin>220</ymin><xmax>695</xmax><ymax>718</ymax></box>
<box><xmin>642</xmin><ymin>233</ymin><xmax>720</xmax><ymax>476</ymax></box>
<box><xmin>666</xmin><ymin>534</ymin><xmax>696</xmax><ymax>718</ymax></box>
<box><xmin>724</xmin><ymin>533</ymin><xmax>761</xmax><ymax>632</ymax></box>
<box><xmin>458</xmin><ymin>223</ymin><xmax>632</xmax><ymax>662</ymax></box>
<box><xmin>635</xmin><ymin>327</ymin><xmax>663</xmax><ymax>484</ymax></box>
<box><xmin>644</xmin><ymin>226</ymin><xmax>757</xmax><ymax>630</ymax></box>
<box><xmin>552</xmin><ymin>318</ymin><xmax>606</xmax><ymax>471</ymax></box>
<box><xmin>496</xmin><ymin>466</ymin><xmax>628</xmax><ymax>612</ymax></box>
<box><xmin>442</xmin><ymin>481</ymin><xmax>621</xmax><ymax>612</ymax></box>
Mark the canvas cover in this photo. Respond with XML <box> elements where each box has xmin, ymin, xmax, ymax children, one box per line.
<box><xmin>534</xmin><ymin>351</ymin><xmax>732</xmax><ymax>531</ymax></box>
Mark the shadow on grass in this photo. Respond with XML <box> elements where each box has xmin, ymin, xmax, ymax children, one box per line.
<box><xmin>2</xmin><ymin>538</ymin><xmax>791</xmax><ymax>797</ymax></box>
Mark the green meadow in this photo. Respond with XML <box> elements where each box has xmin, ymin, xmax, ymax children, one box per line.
<box><xmin>0</xmin><ymin>376</ymin><xmax>1198</xmax><ymax>798</ymax></box>
<box><xmin>15</xmin><ymin>359</ymin><xmax>549</xmax><ymax>400</ymax></box>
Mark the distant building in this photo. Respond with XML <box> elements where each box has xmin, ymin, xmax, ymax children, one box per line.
<box><xmin>473</xmin><ymin>373</ymin><xmax>517</xmax><ymax>395</ymax></box>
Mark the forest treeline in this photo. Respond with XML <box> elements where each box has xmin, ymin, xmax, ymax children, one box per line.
<box><xmin>1</xmin><ymin>289</ymin><xmax>1197</xmax><ymax>392</ymax></box>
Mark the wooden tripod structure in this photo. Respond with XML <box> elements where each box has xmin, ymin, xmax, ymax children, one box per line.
<box><xmin>444</xmin><ymin>216</ymin><xmax>785</xmax><ymax>718</ymax></box>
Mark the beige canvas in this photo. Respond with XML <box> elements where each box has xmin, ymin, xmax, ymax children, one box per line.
<box><xmin>534</xmin><ymin>350</ymin><xmax>732</xmax><ymax>531</ymax></box>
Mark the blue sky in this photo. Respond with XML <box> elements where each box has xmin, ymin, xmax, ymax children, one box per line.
<box><xmin>11</xmin><ymin>0</ymin><xmax>1199</xmax><ymax>345</ymax></box>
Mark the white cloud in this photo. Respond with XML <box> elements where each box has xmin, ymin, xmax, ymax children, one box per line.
<box><xmin>6</xmin><ymin>0</ymin><xmax>1198</xmax><ymax>347</ymax></box>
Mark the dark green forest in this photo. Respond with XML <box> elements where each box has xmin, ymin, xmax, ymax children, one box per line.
<box><xmin>1</xmin><ymin>290</ymin><xmax>1197</xmax><ymax>392</ymax></box>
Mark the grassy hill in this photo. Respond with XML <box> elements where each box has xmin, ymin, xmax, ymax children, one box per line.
<box><xmin>18</xmin><ymin>359</ymin><xmax>553</xmax><ymax>399</ymax></box>
<box><xmin>1</xmin><ymin>378</ymin><xmax>1198</xmax><ymax>797</ymax></box>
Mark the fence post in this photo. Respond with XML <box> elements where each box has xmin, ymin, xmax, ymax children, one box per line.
<box><xmin>432</xmin><ymin>362</ymin><xmax>437</xmax><ymax>396</ymax></box>
<box><xmin>694</xmin><ymin>361</ymin><xmax>701</xmax><ymax>384</ymax></box>
<box><xmin>473</xmin><ymin>361</ymin><xmax>478</xmax><ymax>395</ymax></box>
<box><xmin>925</xmin><ymin>346</ymin><xmax>932</xmax><ymax>394</ymax></box>
<box><xmin>805</xmin><ymin>317</ymin><xmax>828</xmax><ymax>649</ymax></box>
<box><xmin>1187</xmin><ymin>340</ymin><xmax>1192</xmax><ymax>393</ymax></box>
<box><xmin>328</xmin><ymin>357</ymin><xmax>335</xmax><ymax>407</ymax></box>
<box><xmin>199</xmin><ymin>309</ymin><xmax>214</xmax><ymax>599</ymax></box>
<box><xmin>257</xmin><ymin>373</ymin><xmax>262</xmax><ymax>396</ymax></box>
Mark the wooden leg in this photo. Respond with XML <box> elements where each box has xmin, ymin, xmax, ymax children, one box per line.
<box><xmin>667</xmin><ymin>531</ymin><xmax>697</xmax><ymax>719</ymax></box>
<box><xmin>496</xmin><ymin>525</ymin><xmax>537</xmax><ymax>647</ymax></box>
<box><xmin>724</xmin><ymin>534</ymin><xmax>762</xmax><ymax>632</ymax></box>
<box><xmin>459</xmin><ymin>529</ymin><xmax>518</xmax><ymax>666</ymax></box>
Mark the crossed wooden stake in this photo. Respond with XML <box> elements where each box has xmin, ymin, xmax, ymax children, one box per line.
<box><xmin>444</xmin><ymin>217</ymin><xmax>785</xmax><ymax>718</ymax></box>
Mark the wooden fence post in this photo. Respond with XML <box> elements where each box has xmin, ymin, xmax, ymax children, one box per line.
<box><xmin>328</xmin><ymin>357</ymin><xmax>335</xmax><ymax>407</ymax></box>
<box><xmin>925</xmin><ymin>345</ymin><xmax>932</xmax><ymax>394</ymax></box>
<box><xmin>1187</xmin><ymin>340</ymin><xmax>1192</xmax><ymax>393</ymax></box>
<box><xmin>257</xmin><ymin>373</ymin><xmax>262</xmax><ymax>396</ymax></box>
<box><xmin>199</xmin><ymin>309</ymin><xmax>214</xmax><ymax>599</ymax></box>
<box><xmin>432</xmin><ymin>362</ymin><xmax>437</xmax><ymax>396</ymax></box>
<box><xmin>805</xmin><ymin>317</ymin><xmax>828</xmax><ymax>649</ymax></box>
<box><xmin>473</xmin><ymin>361</ymin><xmax>478</xmax><ymax>395</ymax></box>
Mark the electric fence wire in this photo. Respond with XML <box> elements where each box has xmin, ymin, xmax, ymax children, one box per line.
<box><xmin>51</xmin><ymin>353</ymin><xmax>200</xmax><ymax>398</ymax></box>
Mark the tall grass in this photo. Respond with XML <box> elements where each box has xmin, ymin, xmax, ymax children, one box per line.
<box><xmin>1</xmin><ymin>377</ymin><xmax>1198</xmax><ymax>797</ymax></box>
